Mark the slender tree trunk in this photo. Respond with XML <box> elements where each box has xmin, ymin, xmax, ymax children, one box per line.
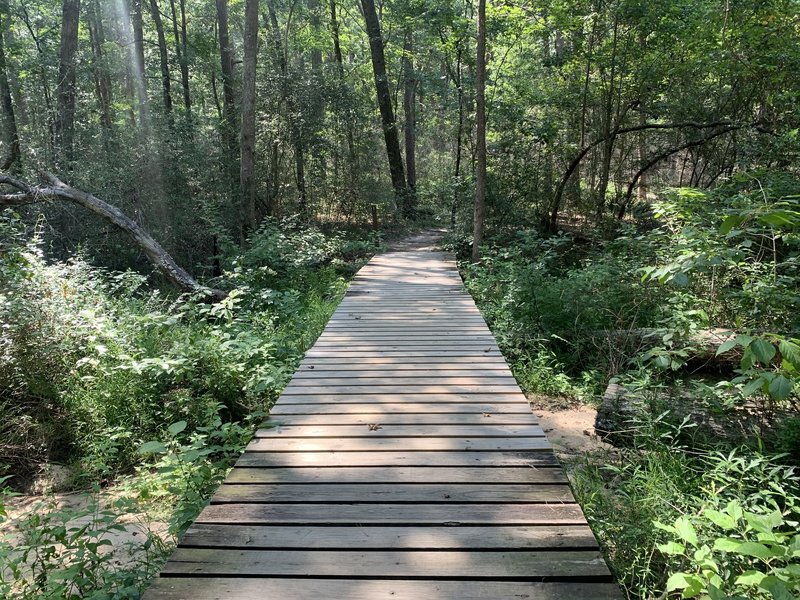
<box><xmin>130</xmin><ymin>0</ymin><xmax>147</xmax><ymax>125</ymax></box>
<box><xmin>148</xmin><ymin>0</ymin><xmax>173</xmax><ymax>123</ymax></box>
<box><xmin>216</xmin><ymin>0</ymin><xmax>239</xmax><ymax>207</ymax></box>
<box><xmin>240</xmin><ymin>0</ymin><xmax>259</xmax><ymax>233</ymax></box>
<box><xmin>55</xmin><ymin>0</ymin><xmax>81</xmax><ymax>167</ymax></box>
<box><xmin>0</xmin><ymin>0</ymin><xmax>20</xmax><ymax>171</ymax></box>
<box><xmin>451</xmin><ymin>45</ymin><xmax>464</xmax><ymax>230</ymax></box>
<box><xmin>402</xmin><ymin>27</ymin><xmax>417</xmax><ymax>212</ymax></box>
<box><xmin>330</xmin><ymin>0</ymin><xmax>357</xmax><ymax>203</ymax></box>
<box><xmin>471</xmin><ymin>0</ymin><xmax>486</xmax><ymax>262</ymax></box>
<box><xmin>267</xmin><ymin>0</ymin><xmax>307</xmax><ymax>217</ymax></box>
<box><xmin>169</xmin><ymin>0</ymin><xmax>191</xmax><ymax>114</ymax></box>
<box><xmin>360</xmin><ymin>0</ymin><xmax>406</xmax><ymax>199</ymax></box>
<box><xmin>86</xmin><ymin>0</ymin><xmax>113</xmax><ymax>134</ymax></box>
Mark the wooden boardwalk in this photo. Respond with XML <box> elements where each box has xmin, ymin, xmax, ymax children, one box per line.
<box><xmin>144</xmin><ymin>247</ymin><xmax>620</xmax><ymax>599</ymax></box>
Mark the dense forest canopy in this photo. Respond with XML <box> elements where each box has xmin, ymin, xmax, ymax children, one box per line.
<box><xmin>1</xmin><ymin>0</ymin><xmax>800</xmax><ymax>598</ymax></box>
<box><xmin>1</xmin><ymin>0</ymin><xmax>797</xmax><ymax>272</ymax></box>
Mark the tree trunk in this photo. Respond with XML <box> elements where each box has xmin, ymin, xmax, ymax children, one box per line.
<box><xmin>55</xmin><ymin>0</ymin><xmax>81</xmax><ymax>167</ymax></box>
<box><xmin>169</xmin><ymin>0</ymin><xmax>191</xmax><ymax>114</ymax></box>
<box><xmin>0</xmin><ymin>0</ymin><xmax>20</xmax><ymax>171</ymax></box>
<box><xmin>216</xmin><ymin>0</ymin><xmax>239</xmax><ymax>206</ymax></box>
<box><xmin>0</xmin><ymin>173</ymin><xmax>226</xmax><ymax>301</ymax></box>
<box><xmin>450</xmin><ymin>45</ymin><xmax>464</xmax><ymax>230</ymax></box>
<box><xmin>86</xmin><ymin>0</ymin><xmax>113</xmax><ymax>134</ymax></box>
<box><xmin>148</xmin><ymin>0</ymin><xmax>173</xmax><ymax>122</ymax></box>
<box><xmin>402</xmin><ymin>27</ymin><xmax>417</xmax><ymax>215</ymax></box>
<box><xmin>330</xmin><ymin>0</ymin><xmax>357</xmax><ymax>204</ymax></box>
<box><xmin>267</xmin><ymin>0</ymin><xmax>307</xmax><ymax>218</ymax></box>
<box><xmin>130</xmin><ymin>0</ymin><xmax>147</xmax><ymax>125</ymax></box>
<box><xmin>360</xmin><ymin>0</ymin><xmax>406</xmax><ymax>198</ymax></box>
<box><xmin>471</xmin><ymin>0</ymin><xmax>486</xmax><ymax>263</ymax></box>
<box><xmin>240</xmin><ymin>0</ymin><xmax>259</xmax><ymax>234</ymax></box>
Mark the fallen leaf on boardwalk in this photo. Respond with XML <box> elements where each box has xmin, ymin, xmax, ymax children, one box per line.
<box><xmin>368</xmin><ymin>423</ymin><xmax>382</xmax><ymax>431</ymax></box>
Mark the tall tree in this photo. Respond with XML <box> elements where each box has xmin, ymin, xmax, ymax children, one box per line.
<box><xmin>471</xmin><ymin>0</ymin><xmax>486</xmax><ymax>262</ymax></box>
<box><xmin>0</xmin><ymin>0</ymin><xmax>20</xmax><ymax>170</ymax></box>
<box><xmin>216</xmin><ymin>0</ymin><xmax>238</xmax><ymax>203</ymax></box>
<box><xmin>169</xmin><ymin>0</ymin><xmax>191</xmax><ymax>114</ymax></box>
<box><xmin>86</xmin><ymin>0</ymin><xmax>113</xmax><ymax>134</ymax></box>
<box><xmin>148</xmin><ymin>0</ymin><xmax>173</xmax><ymax>121</ymax></box>
<box><xmin>402</xmin><ymin>27</ymin><xmax>417</xmax><ymax>198</ymax></box>
<box><xmin>130</xmin><ymin>0</ymin><xmax>147</xmax><ymax>125</ymax></box>
<box><xmin>267</xmin><ymin>0</ymin><xmax>307</xmax><ymax>217</ymax></box>
<box><xmin>54</xmin><ymin>0</ymin><xmax>81</xmax><ymax>167</ymax></box>
<box><xmin>240</xmin><ymin>0</ymin><xmax>259</xmax><ymax>231</ymax></box>
<box><xmin>360</xmin><ymin>0</ymin><xmax>406</xmax><ymax>201</ymax></box>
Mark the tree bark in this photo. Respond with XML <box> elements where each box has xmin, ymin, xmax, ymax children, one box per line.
<box><xmin>55</xmin><ymin>0</ymin><xmax>81</xmax><ymax>167</ymax></box>
<box><xmin>240</xmin><ymin>0</ymin><xmax>259</xmax><ymax>233</ymax></box>
<box><xmin>330</xmin><ymin>0</ymin><xmax>357</xmax><ymax>206</ymax></box>
<box><xmin>471</xmin><ymin>0</ymin><xmax>487</xmax><ymax>263</ymax></box>
<box><xmin>148</xmin><ymin>0</ymin><xmax>173</xmax><ymax>122</ymax></box>
<box><xmin>0</xmin><ymin>172</ymin><xmax>226</xmax><ymax>301</ymax></box>
<box><xmin>130</xmin><ymin>0</ymin><xmax>147</xmax><ymax>125</ymax></box>
<box><xmin>216</xmin><ymin>0</ymin><xmax>239</xmax><ymax>209</ymax></box>
<box><xmin>86</xmin><ymin>0</ymin><xmax>113</xmax><ymax>133</ymax></box>
<box><xmin>0</xmin><ymin>0</ymin><xmax>20</xmax><ymax>171</ymax></box>
<box><xmin>402</xmin><ymin>26</ymin><xmax>417</xmax><ymax>213</ymax></box>
<box><xmin>169</xmin><ymin>0</ymin><xmax>191</xmax><ymax>114</ymax></box>
<box><xmin>361</xmin><ymin>0</ymin><xmax>406</xmax><ymax>198</ymax></box>
<box><xmin>267</xmin><ymin>0</ymin><xmax>307</xmax><ymax>218</ymax></box>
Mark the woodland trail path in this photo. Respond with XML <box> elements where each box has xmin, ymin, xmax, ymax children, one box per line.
<box><xmin>143</xmin><ymin>233</ymin><xmax>620</xmax><ymax>599</ymax></box>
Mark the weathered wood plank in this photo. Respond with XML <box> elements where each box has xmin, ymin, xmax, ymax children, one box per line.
<box><xmin>268</xmin><ymin>403</ymin><xmax>532</xmax><ymax>414</ymax></box>
<box><xmin>224</xmin><ymin>466</ymin><xmax>565</xmax><ymax>484</ymax></box>
<box><xmin>234</xmin><ymin>451</ymin><xmax>559</xmax><ymax>468</ymax></box>
<box><xmin>254</xmin><ymin>424</ymin><xmax>545</xmax><ymax>437</ymax></box>
<box><xmin>245</xmin><ymin>437</ymin><xmax>551</xmax><ymax>452</ymax></box>
<box><xmin>211</xmin><ymin>483</ymin><xmax>573</xmax><ymax>503</ymax></box>
<box><xmin>262</xmin><ymin>413</ymin><xmax>538</xmax><ymax>425</ymax></box>
<box><xmin>276</xmin><ymin>393</ymin><xmax>528</xmax><ymax>403</ymax></box>
<box><xmin>178</xmin><ymin>524</ymin><xmax>595</xmax><ymax>549</ymax></box>
<box><xmin>292</xmin><ymin>369</ymin><xmax>514</xmax><ymax>377</ymax></box>
<box><xmin>195</xmin><ymin>502</ymin><xmax>587</xmax><ymax>525</ymax></box>
<box><xmin>281</xmin><ymin>385</ymin><xmax>523</xmax><ymax>395</ymax></box>
<box><xmin>160</xmin><ymin>549</ymin><xmax>611</xmax><ymax>579</ymax></box>
<box><xmin>287</xmin><ymin>376</ymin><xmax>518</xmax><ymax>386</ymax></box>
<box><xmin>144</xmin><ymin>578</ymin><xmax>622</xmax><ymax>600</ymax></box>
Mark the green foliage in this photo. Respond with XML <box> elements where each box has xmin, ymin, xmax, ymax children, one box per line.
<box><xmin>0</xmin><ymin>491</ymin><xmax>165</xmax><ymax>599</ymax></box>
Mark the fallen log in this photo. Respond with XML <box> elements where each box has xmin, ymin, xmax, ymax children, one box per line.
<box><xmin>0</xmin><ymin>171</ymin><xmax>226</xmax><ymax>302</ymax></box>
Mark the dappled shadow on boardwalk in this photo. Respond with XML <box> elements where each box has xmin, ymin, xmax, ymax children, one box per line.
<box><xmin>143</xmin><ymin>245</ymin><xmax>621</xmax><ymax>599</ymax></box>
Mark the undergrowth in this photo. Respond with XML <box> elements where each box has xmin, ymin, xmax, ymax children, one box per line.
<box><xmin>452</xmin><ymin>174</ymin><xmax>800</xmax><ymax>598</ymax></box>
<box><xmin>0</xmin><ymin>212</ymin><xmax>384</xmax><ymax>598</ymax></box>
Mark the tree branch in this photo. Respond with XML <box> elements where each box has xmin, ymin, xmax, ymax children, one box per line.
<box><xmin>1</xmin><ymin>171</ymin><xmax>227</xmax><ymax>301</ymax></box>
<box><xmin>547</xmin><ymin>120</ymin><xmax>749</xmax><ymax>229</ymax></box>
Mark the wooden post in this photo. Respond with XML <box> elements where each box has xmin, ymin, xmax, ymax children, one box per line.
<box><xmin>371</xmin><ymin>204</ymin><xmax>379</xmax><ymax>229</ymax></box>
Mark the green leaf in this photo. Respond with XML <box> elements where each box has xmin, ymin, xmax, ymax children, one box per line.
<box><xmin>666</xmin><ymin>572</ymin><xmax>704</xmax><ymax>598</ymax></box>
<box><xmin>704</xmin><ymin>509</ymin><xmax>735</xmax><ymax>530</ymax></box>
<box><xmin>675</xmin><ymin>517</ymin><xmax>698</xmax><ymax>547</ymax></box>
<box><xmin>713</xmin><ymin>538</ymin><xmax>742</xmax><ymax>552</ymax></box>
<box><xmin>778</xmin><ymin>339</ymin><xmax>800</xmax><ymax>368</ymax></box>
<box><xmin>672</xmin><ymin>272</ymin><xmax>690</xmax><ymax>287</ymax></box>
<box><xmin>742</xmin><ymin>377</ymin><xmax>766</xmax><ymax>397</ymax></box>
<box><xmin>751</xmin><ymin>339</ymin><xmax>777</xmax><ymax>364</ymax></box>
<box><xmin>138</xmin><ymin>441</ymin><xmax>167</xmax><ymax>455</ymax></box>
<box><xmin>716</xmin><ymin>338</ymin><xmax>739</xmax><ymax>356</ymax></box>
<box><xmin>658</xmin><ymin>541</ymin><xmax>686</xmax><ymax>555</ymax></box>
<box><xmin>735</xmin><ymin>570</ymin><xmax>766</xmax><ymax>586</ymax></box>
<box><xmin>720</xmin><ymin>214</ymin><xmax>743</xmax><ymax>234</ymax></box>
<box><xmin>735</xmin><ymin>542</ymin><xmax>780</xmax><ymax>560</ymax></box>
<box><xmin>168</xmin><ymin>421</ymin><xmax>188</xmax><ymax>436</ymax></box>
<box><xmin>768</xmin><ymin>375</ymin><xmax>793</xmax><ymax>401</ymax></box>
